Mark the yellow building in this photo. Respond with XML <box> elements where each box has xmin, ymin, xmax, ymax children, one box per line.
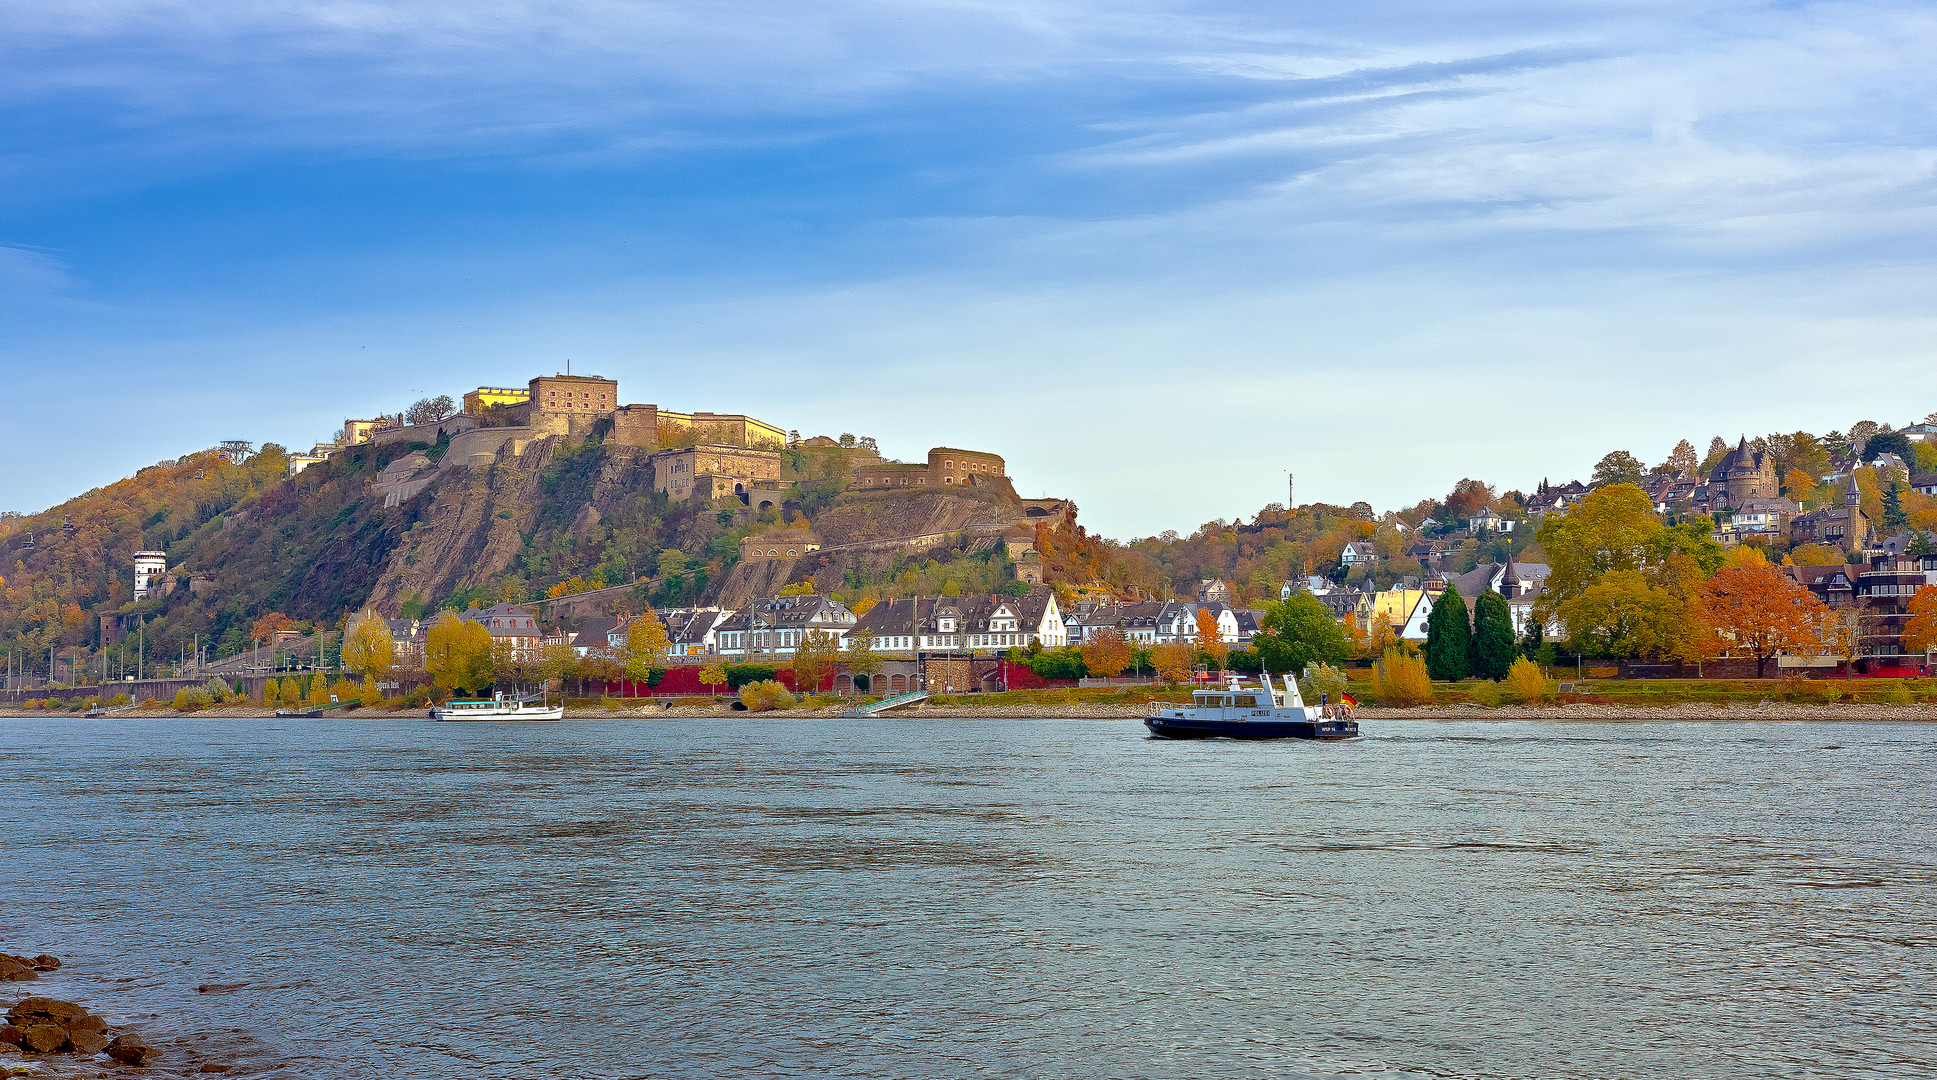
<box><xmin>462</xmin><ymin>386</ymin><xmax>531</xmax><ymax>414</ymax></box>
<box><xmin>341</xmin><ymin>419</ymin><xmax>382</xmax><ymax>446</ymax></box>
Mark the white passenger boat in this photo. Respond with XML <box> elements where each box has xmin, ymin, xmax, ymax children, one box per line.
<box><xmin>1144</xmin><ymin>674</ymin><xmax>1358</xmax><ymax>740</ymax></box>
<box><xmin>430</xmin><ymin>692</ymin><xmax>565</xmax><ymax>721</ymax></box>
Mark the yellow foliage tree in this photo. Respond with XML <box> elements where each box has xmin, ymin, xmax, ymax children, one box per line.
<box><xmin>1502</xmin><ymin>657</ymin><xmax>1552</xmax><ymax>704</ymax></box>
<box><xmin>263</xmin><ymin>678</ymin><xmax>282</xmax><ymax>707</ymax></box>
<box><xmin>341</xmin><ymin>609</ymin><xmax>395</xmax><ymax>681</ymax></box>
<box><xmin>426</xmin><ymin>611</ymin><xmax>494</xmax><ymax>695</ymax></box>
<box><xmin>358</xmin><ymin>676</ymin><xmax>381</xmax><ymax>707</ymax></box>
<box><xmin>1721</xmin><ymin>545</ymin><xmax>1768</xmax><ymax>569</ymax></box>
<box><xmin>849</xmin><ymin>597</ymin><xmax>878</xmax><ymax>617</ymax></box>
<box><xmin>699</xmin><ymin>659</ymin><xmax>728</xmax><ymax>694</ymax></box>
<box><xmin>777</xmin><ymin>581</ymin><xmax>817</xmax><ymax>597</ymax></box>
<box><xmin>307</xmin><ymin>675</ymin><xmax>332</xmax><ymax>708</ymax></box>
<box><xmin>547</xmin><ymin>576</ymin><xmax>597</xmax><ymax>599</ymax></box>
<box><xmin>1151</xmin><ymin>643</ymin><xmax>1195</xmax><ymax>685</ymax></box>
<box><xmin>616</xmin><ymin>611</ymin><xmax>670</xmax><ymax>680</ymax></box>
<box><xmin>1372</xmin><ymin>647</ymin><xmax>1434</xmax><ymax>707</ymax></box>
<box><xmin>280</xmin><ymin>676</ymin><xmax>300</xmax><ymax>705</ymax></box>
<box><xmin>1789</xmin><ymin>544</ymin><xmax>1845</xmax><ymax>567</ymax></box>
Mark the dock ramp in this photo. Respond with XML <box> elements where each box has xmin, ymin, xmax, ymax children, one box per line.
<box><xmin>840</xmin><ymin>690</ymin><xmax>932</xmax><ymax>718</ymax></box>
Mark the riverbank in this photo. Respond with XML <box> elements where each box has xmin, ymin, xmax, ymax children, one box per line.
<box><xmin>6</xmin><ymin>701</ymin><xmax>1937</xmax><ymax>721</ymax></box>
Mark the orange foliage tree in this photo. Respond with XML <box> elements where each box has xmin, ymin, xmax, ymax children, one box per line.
<box><xmin>1903</xmin><ymin>585</ymin><xmax>1937</xmax><ymax>656</ymax></box>
<box><xmin>1082</xmin><ymin>628</ymin><xmax>1132</xmax><ymax>679</ymax></box>
<box><xmin>1194</xmin><ymin>606</ymin><xmax>1228</xmax><ymax>668</ymax></box>
<box><xmin>1698</xmin><ymin>563</ymin><xmax>1830</xmax><ymax>678</ymax></box>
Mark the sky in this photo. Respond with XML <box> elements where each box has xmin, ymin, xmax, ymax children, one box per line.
<box><xmin>4</xmin><ymin>0</ymin><xmax>1936</xmax><ymax>539</ymax></box>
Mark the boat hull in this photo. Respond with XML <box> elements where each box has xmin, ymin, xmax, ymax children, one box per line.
<box><xmin>431</xmin><ymin>706</ymin><xmax>565</xmax><ymax>721</ymax></box>
<box><xmin>1143</xmin><ymin>714</ymin><xmax>1358</xmax><ymax>740</ymax></box>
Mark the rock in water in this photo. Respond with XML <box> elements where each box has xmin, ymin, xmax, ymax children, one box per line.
<box><xmin>0</xmin><ymin>1024</ymin><xmax>23</xmax><ymax>1046</ymax></box>
<box><xmin>0</xmin><ymin>957</ymin><xmax>36</xmax><ymax>981</ymax></box>
<box><xmin>107</xmin><ymin>1033</ymin><xmax>158</xmax><ymax>1065</ymax></box>
<box><xmin>30</xmin><ymin>955</ymin><xmax>61</xmax><ymax>971</ymax></box>
<box><xmin>67</xmin><ymin>1013</ymin><xmax>108</xmax><ymax>1033</ymax></box>
<box><xmin>18</xmin><ymin>1023</ymin><xmax>70</xmax><ymax>1053</ymax></box>
<box><xmin>7</xmin><ymin>998</ymin><xmax>90</xmax><ymax>1025</ymax></box>
<box><xmin>67</xmin><ymin>1030</ymin><xmax>111</xmax><ymax>1056</ymax></box>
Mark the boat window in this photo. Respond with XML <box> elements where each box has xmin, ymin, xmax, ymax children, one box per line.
<box><xmin>1232</xmin><ymin>695</ymin><xmax>1256</xmax><ymax>707</ymax></box>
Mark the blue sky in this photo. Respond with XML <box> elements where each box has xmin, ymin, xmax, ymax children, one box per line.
<box><xmin>5</xmin><ymin>0</ymin><xmax>1936</xmax><ymax>538</ymax></box>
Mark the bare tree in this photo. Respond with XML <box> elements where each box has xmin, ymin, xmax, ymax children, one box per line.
<box><xmin>405</xmin><ymin>395</ymin><xmax>456</xmax><ymax>425</ymax></box>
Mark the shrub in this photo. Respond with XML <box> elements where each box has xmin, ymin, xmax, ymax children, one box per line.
<box><xmin>110</xmin><ymin>693</ymin><xmax>131</xmax><ymax>707</ymax></box>
<box><xmin>172</xmin><ymin>689</ymin><xmax>191</xmax><ymax>711</ymax></box>
<box><xmin>1466</xmin><ymin>681</ymin><xmax>1501</xmax><ymax>707</ymax></box>
<box><xmin>1372</xmin><ymin>648</ymin><xmax>1434</xmax><ymax>707</ymax></box>
<box><xmin>1819</xmin><ymin>682</ymin><xmax>1845</xmax><ymax>704</ymax></box>
<box><xmin>1298</xmin><ymin>662</ymin><xmax>1350</xmax><ymax>706</ymax></box>
<box><xmin>404</xmin><ymin>685</ymin><xmax>429</xmax><ymax>708</ymax></box>
<box><xmin>738</xmin><ymin>679</ymin><xmax>797</xmax><ymax>712</ymax></box>
<box><xmin>1777</xmin><ymin>673</ymin><xmax>1812</xmax><ymax>702</ymax></box>
<box><xmin>1503</xmin><ymin>658</ymin><xmax>1553</xmax><ymax>704</ymax></box>
<box><xmin>723</xmin><ymin>663</ymin><xmax>780</xmax><ymax>689</ymax></box>
<box><xmin>600</xmin><ymin>697</ymin><xmax>622</xmax><ymax>712</ymax></box>
<box><xmin>1887</xmin><ymin>682</ymin><xmax>1914</xmax><ymax>706</ymax></box>
<box><xmin>381</xmin><ymin>696</ymin><xmax>406</xmax><ymax>711</ymax></box>
<box><xmin>358</xmin><ymin>677</ymin><xmax>381</xmax><ymax>707</ymax></box>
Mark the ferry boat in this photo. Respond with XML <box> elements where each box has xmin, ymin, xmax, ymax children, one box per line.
<box><xmin>1144</xmin><ymin>674</ymin><xmax>1358</xmax><ymax>740</ymax></box>
<box><xmin>430</xmin><ymin>692</ymin><xmax>564</xmax><ymax>722</ymax></box>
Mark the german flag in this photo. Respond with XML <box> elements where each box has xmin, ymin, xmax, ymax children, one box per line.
<box><xmin>1340</xmin><ymin>693</ymin><xmax>1358</xmax><ymax>708</ymax></box>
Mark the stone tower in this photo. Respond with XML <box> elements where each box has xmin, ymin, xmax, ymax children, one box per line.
<box><xmin>1715</xmin><ymin>436</ymin><xmax>1777</xmax><ymax>509</ymax></box>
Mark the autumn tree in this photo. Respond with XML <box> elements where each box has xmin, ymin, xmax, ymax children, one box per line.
<box><xmin>1444</xmin><ymin>479</ymin><xmax>1495</xmax><ymax>522</ymax></box>
<box><xmin>1254</xmin><ymin>593</ymin><xmax>1350</xmax><ymax>674</ymax></box>
<box><xmin>1902</xmin><ymin>585</ymin><xmax>1937</xmax><ymax>656</ymax></box>
<box><xmin>251</xmin><ymin>612</ymin><xmax>295</xmax><ymax>643</ymax></box>
<box><xmin>616</xmin><ymin>611</ymin><xmax>670</xmax><ymax>680</ymax></box>
<box><xmin>1592</xmin><ymin>451</ymin><xmax>1645</xmax><ymax>488</ymax></box>
<box><xmin>426</xmin><ymin>612</ymin><xmax>494</xmax><ymax>695</ymax></box>
<box><xmin>790</xmin><ymin>629</ymin><xmax>841</xmax><ymax>694</ymax></box>
<box><xmin>1471</xmin><ymin>590</ymin><xmax>1516</xmax><ymax>680</ymax></box>
<box><xmin>1082</xmin><ymin>628</ymin><xmax>1132</xmax><ymax>678</ymax></box>
<box><xmin>1424</xmin><ymin>585</ymin><xmax>1471</xmax><ymax>680</ymax></box>
<box><xmin>1665</xmin><ymin>439</ymin><xmax>1698</xmax><ymax>475</ymax></box>
<box><xmin>699</xmin><ymin>659</ymin><xmax>728</xmax><ymax>695</ymax></box>
<box><xmin>1556</xmin><ymin>570</ymin><xmax>1697</xmax><ymax>660</ymax></box>
<box><xmin>340</xmin><ymin>609</ymin><xmax>395</xmax><ymax>681</ymax></box>
<box><xmin>1151</xmin><ymin>643</ymin><xmax>1196</xmax><ymax>685</ymax></box>
<box><xmin>1698</xmin><ymin>563</ymin><xmax>1830</xmax><ymax>677</ymax></box>
<box><xmin>1193</xmin><ymin>606</ymin><xmax>1228</xmax><ymax>668</ymax></box>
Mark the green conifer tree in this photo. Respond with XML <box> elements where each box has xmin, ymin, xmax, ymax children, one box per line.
<box><xmin>1471</xmin><ymin>590</ymin><xmax>1517</xmax><ymax>681</ymax></box>
<box><xmin>1882</xmin><ymin>482</ymin><xmax>1909</xmax><ymax>531</ymax></box>
<box><xmin>1518</xmin><ymin>617</ymin><xmax>1544</xmax><ymax>661</ymax></box>
<box><xmin>1424</xmin><ymin>585</ymin><xmax>1471</xmax><ymax>681</ymax></box>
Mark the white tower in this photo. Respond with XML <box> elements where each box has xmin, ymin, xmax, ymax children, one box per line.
<box><xmin>133</xmin><ymin>551</ymin><xmax>167</xmax><ymax>600</ymax></box>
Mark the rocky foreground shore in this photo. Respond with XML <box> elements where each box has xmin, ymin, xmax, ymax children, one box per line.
<box><xmin>8</xmin><ymin>701</ymin><xmax>1937</xmax><ymax>722</ymax></box>
<box><xmin>1</xmin><ymin>954</ymin><xmax>161</xmax><ymax>1072</ymax></box>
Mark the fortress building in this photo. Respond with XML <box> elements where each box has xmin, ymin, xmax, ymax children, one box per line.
<box><xmin>851</xmin><ymin>448</ymin><xmax>1009</xmax><ymax>492</ymax></box>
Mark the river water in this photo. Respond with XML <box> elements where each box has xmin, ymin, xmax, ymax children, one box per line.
<box><xmin>3</xmin><ymin>716</ymin><xmax>1934</xmax><ymax>1079</ymax></box>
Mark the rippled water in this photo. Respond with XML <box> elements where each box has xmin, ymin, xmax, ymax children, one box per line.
<box><xmin>4</xmin><ymin>715</ymin><xmax>1936</xmax><ymax>1078</ymax></box>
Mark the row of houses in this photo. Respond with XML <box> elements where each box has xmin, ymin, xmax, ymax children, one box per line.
<box><xmin>383</xmin><ymin>588</ymin><xmax>1074</xmax><ymax>666</ymax></box>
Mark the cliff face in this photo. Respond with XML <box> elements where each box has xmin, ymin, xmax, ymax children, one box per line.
<box><xmin>809</xmin><ymin>488</ymin><xmax>1022</xmax><ymax>545</ymax></box>
<box><xmin>363</xmin><ymin>437</ymin><xmax>661</xmax><ymax>614</ymax></box>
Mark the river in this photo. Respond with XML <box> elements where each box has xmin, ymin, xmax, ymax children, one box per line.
<box><xmin>3</xmin><ymin>715</ymin><xmax>1933</xmax><ymax>1078</ymax></box>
